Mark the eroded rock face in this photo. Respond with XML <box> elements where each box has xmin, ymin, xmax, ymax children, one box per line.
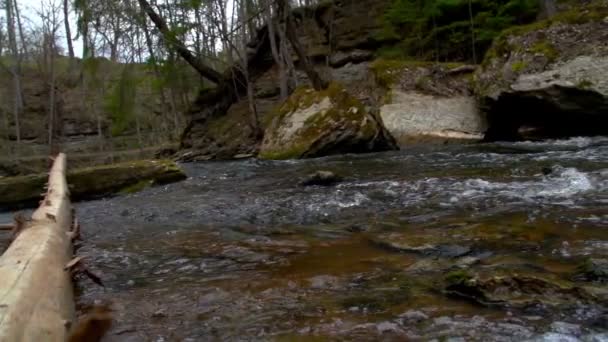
<box><xmin>179</xmin><ymin>0</ymin><xmax>392</xmax><ymax>160</ymax></box>
<box><xmin>475</xmin><ymin>6</ymin><xmax>608</xmax><ymax>140</ymax></box>
<box><xmin>259</xmin><ymin>83</ymin><xmax>396</xmax><ymax>160</ymax></box>
<box><xmin>372</xmin><ymin>61</ymin><xmax>487</xmax><ymax>146</ymax></box>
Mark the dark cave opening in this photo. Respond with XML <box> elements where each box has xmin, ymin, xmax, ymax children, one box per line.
<box><xmin>483</xmin><ymin>86</ymin><xmax>608</xmax><ymax>141</ymax></box>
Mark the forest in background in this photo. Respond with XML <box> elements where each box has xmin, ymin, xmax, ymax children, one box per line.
<box><xmin>0</xmin><ymin>0</ymin><xmax>560</xmax><ymax>162</ymax></box>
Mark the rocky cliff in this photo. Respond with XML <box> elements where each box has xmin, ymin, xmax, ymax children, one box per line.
<box><xmin>179</xmin><ymin>0</ymin><xmax>491</xmax><ymax>161</ymax></box>
<box><xmin>179</xmin><ymin>0</ymin><xmax>608</xmax><ymax>161</ymax></box>
<box><xmin>475</xmin><ymin>4</ymin><xmax>608</xmax><ymax>140</ymax></box>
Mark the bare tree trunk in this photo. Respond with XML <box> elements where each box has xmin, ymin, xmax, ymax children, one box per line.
<box><xmin>137</xmin><ymin>0</ymin><xmax>224</xmax><ymax>84</ymax></box>
<box><xmin>279</xmin><ymin>21</ymin><xmax>297</xmax><ymax>88</ymax></box>
<box><xmin>5</xmin><ymin>0</ymin><xmax>22</xmax><ymax>144</ymax></box>
<box><xmin>539</xmin><ymin>0</ymin><xmax>557</xmax><ymax>18</ymax></box>
<box><xmin>12</xmin><ymin>0</ymin><xmax>28</xmax><ymax>59</ymax></box>
<box><xmin>468</xmin><ymin>0</ymin><xmax>477</xmax><ymax>64</ymax></box>
<box><xmin>140</xmin><ymin>9</ymin><xmax>174</xmax><ymax>137</ymax></box>
<box><xmin>277</xmin><ymin>0</ymin><xmax>327</xmax><ymax>90</ymax></box>
<box><xmin>63</xmin><ymin>0</ymin><xmax>75</xmax><ymax>59</ymax></box>
<box><xmin>238</xmin><ymin>0</ymin><xmax>260</xmax><ymax>137</ymax></box>
<box><xmin>265</xmin><ymin>4</ymin><xmax>288</xmax><ymax>100</ymax></box>
<box><xmin>48</xmin><ymin>34</ymin><xmax>58</xmax><ymax>155</ymax></box>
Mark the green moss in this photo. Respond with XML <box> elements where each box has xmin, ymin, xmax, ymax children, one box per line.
<box><xmin>577</xmin><ymin>79</ymin><xmax>593</xmax><ymax>89</ymax></box>
<box><xmin>511</xmin><ymin>60</ymin><xmax>527</xmax><ymax>73</ymax></box>
<box><xmin>370</xmin><ymin>59</ymin><xmax>465</xmax><ymax>88</ymax></box>
<box><xmin>260</xmin><ymin>82</ymin><xmax>372</xmax><ymax>160</ymax></box>
<box><xmin>530</xmin><ymin>40</ymin><xmax>559</xmax><ymax>62</ymax></box>
<box><xmin>119</xmin><ymin>179</ymin><xmax>154</xmax><ymax>194</ymax></box>
<box><xmin>0</xmin><ymin>159</ymin><xmax>186</xmax><ymax>208</ymax></box>
<box><xmin>444</xmin><ymin>270</ymin><xmax>473</xmax><ymax>286</ymax></box>
<box><xmin>485</xmin><ymin>3</ymin><xmax>608</xmax><ymax>64</ymax></box>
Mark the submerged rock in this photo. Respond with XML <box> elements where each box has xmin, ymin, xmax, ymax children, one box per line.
<box><xmin>258</xmin><ymin>83</ymin><xmax>397</xmax><ymax>160</ymax></box>
<box><xmin>0</xmin><ymin>159</ymin><xmax>187</xmax><ymax>209</ymax></box>
<box><xmin>299</xmin><ymin>171</ymin><xmax>344</xmax><ymax>187</ymax></box>
<box><xmin>573</xmin><ymin>258</ymin><xmax>608</xmax><ymax>283</ymax></box>
<box><xmin>371</xmin><ymin>233</ymin><xmax>471</xmax><ymax>258</ymax></box>
<box><xmin>443</xmin><ymin>271</ymin><xmax>598</xmax><ymax>309</ymax></box>
<box><xmin>475</xmin><ymin>4</ymin><xmax>608</xmax><ymax>140</ymax></box>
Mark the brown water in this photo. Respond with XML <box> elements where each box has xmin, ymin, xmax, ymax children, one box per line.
<box><xmin>31</xmin><ymin>137</ymin><xmax>608</xmax><ymax>341</ymax></box>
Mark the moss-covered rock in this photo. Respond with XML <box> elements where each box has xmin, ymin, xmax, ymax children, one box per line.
<box><xmin>475</xmin><ymin>3</ymin><xmax>608</xmax><ymax>140</ymax></box>
<box><xmin>258</xmin><ymin>82</ymin><xmax>397</xmax><ymax>160</ymax></box>
<box><xmin>573</xmin><ymin>258</ymin><xmax>608</xmax><ymax>283</ymax></box>
<box><xmin>444</xmin><ymin>272</ymin><xmax>599</xmax><ymax>308</ymax></box>
<box><xmin>0</xmin><ymin>159</ymin><xmax>186</xmax><ymax>209</ymax></box>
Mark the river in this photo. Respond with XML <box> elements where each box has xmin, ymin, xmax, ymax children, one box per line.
<box><xmin>8</xmin><ymin>137</ymin><xmax>608</xmax><ymax>341</ymax></box>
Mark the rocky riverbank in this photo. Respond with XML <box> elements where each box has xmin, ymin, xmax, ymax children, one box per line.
<box><xmin>178</xmin><ymin>1</ymin><xmax>608</xmax><ymax>161</ymax></box>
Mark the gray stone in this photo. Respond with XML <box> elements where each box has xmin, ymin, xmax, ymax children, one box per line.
<box><xmin>380</xmin><ymin>92</ymin><xmax>486</xmax><ymax>146</ymax></box>
<box><xmin>300</xmin><ymin>171</ymin><xmax>344</xmax><ymax>187</ymax></box>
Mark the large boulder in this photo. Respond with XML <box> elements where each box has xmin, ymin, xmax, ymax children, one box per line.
<box><xmin>474</xmin><ymin>4</ymin><xmax>608</xmax><ymax>140</ymax></box>
<box><xmin>258</xmin><ymin>83</ymin><xmax>396</xmax><ymax>160</ymax></box>
<box><xmin>371</xmin><ymin>60</ymin><xmax>487</xmax><ymax>146</ymax></box>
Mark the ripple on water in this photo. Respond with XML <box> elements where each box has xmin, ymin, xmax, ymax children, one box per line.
<box><xmin>69</xmin><ymin>138</ymin><xmax>608</xmax><ymax>341</ymax></box>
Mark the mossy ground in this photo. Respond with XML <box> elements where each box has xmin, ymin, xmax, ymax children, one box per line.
<box><xmin>483</xmin><ymin>2</ymin><xmax>608</xmax><ymax>66</ymax></box>
<box><xmin>370</xmin><ymin>59</ymin><xmax>465</xmax><ymax>89</ymax></box>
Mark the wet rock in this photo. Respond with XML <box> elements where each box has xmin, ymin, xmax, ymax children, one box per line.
<box><xmin>541</xmin><ymin>167</ymin><xmax>554</xmax><ymax>176</ymax></box>
<box><xmin>152</xmin><ymin>309</ymin><xmax>167</xmax><ymax>318</ymax></box>
<box><xmin>259</xmin><ymin>83</ymin><xmax>396</xmax><ymax>160</ymax></box>
<box><xmin>309</xmin><ymin>275</ymin><xmax>341</xmax><ymax>290</ymax></box>
<box><xmin>398</xmin><ymin>310</ymin><xmax>429</xmax><ymax>324</ymax></box>
<box><xmin>444</xmin><ymin>271</ymin><xmax>598</xmax><ymax>308</ymax></box>
<box><xmin>299</xmin><ymin>171</ymin><xmax>344</xmax><ymax>187</ymax></box>
<box><xmin>437</xmin><ymin>245</ymin><xmax>471</xmax><ymax>258</ymax></box>
<box><xmin>233</xmin><ymin>154</ymin><xmax>254</xmax><ymax>159</ymax></box>
<box><xmin>372</xmin><ymin>233</ymin><xmax>471</xmax><ymax>258</ymax></box>
<box><xmin>573</xmin><ymin>258</ymin><xmax>608</xmax><ymax>282</ymax></box>
<box><xmin>376</xmin><ymin>321</ymin><xmax>402</xmax><ymax>334</ymax></box>
<box><xmin>550</xmin><ymin>321</ymin><xmax>581</xmax><ymax>337</ymax></box>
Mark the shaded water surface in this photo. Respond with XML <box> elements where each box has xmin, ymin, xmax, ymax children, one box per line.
<box><xmin>72</xmin><ymin>137</ymin><xmax>608</xmax><ymax>341</ymax></box>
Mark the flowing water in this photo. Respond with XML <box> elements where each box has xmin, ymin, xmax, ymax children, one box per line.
<box><xmin>10</xmin><ymin>137</ymin><xmax>608</xmax><ymax>341</ymax></box>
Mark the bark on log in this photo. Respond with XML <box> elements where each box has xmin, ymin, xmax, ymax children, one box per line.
<box><xmin>0</xmin><ymin>153</ymin><xmax>75</xmax><ymax>341</ymax></box>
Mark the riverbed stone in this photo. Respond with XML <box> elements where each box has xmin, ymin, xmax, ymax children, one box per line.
<box><xmin>300</xmin><ymin>171</ymin><xmax>344</xmax><ymax>187</ymax></box>
<box><xmin>573</xmin><ymin>258</ymin><xmax>608</xmax><ymax>283</ymax></box>
<box><xmin>444</xmin><ymin>271</ymin><xmax>598</xmax><ymax>308</ymax></box>
<box><xmin>259</xmin><ymin>83</ymin><xmax>397</xmax><ymax>160</ymax></box>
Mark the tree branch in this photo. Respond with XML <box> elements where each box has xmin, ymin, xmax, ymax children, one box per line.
<box><xmin>137</xmin><ymin>0</ymin><xmax>224</xmax><ymax>84</ymax></box>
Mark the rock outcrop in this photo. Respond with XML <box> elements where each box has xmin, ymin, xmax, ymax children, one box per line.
<box><xmin>259</xmin><ymin>83</ymin><xmax>396</xmax><ymax>159</ymax></box>
<box><xmin>178</xmin><ymin>0</ymin><xmax>394</xmax><ymax>161</ymax></box>
<box><xmin>372</xmin><ymin>61</ymin><xmax>486</xmax><ymax>146</ymax></box>
<box><xmin>475</xmin><ymin>4</ymin><xmax>608</xmax><ymax>140</ymax></box>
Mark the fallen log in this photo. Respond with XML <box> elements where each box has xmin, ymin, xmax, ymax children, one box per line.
<box><xmin>0</xmin><ymin>153</ymin><xmax>75</xmax><ymax>341</ymax></box>
<box><xmin>0</xmin><ymin>159</ymin><xmax>187</xmax><ymax>210</ymax></box>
